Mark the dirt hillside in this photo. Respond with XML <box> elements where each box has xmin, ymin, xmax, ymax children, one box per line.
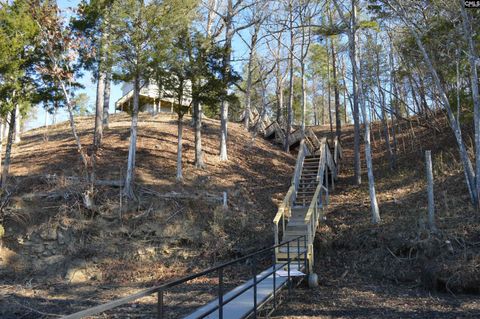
<box><xmin>0</xmin><ymin>113</ymin><xmax>295</xmax><ymax>318</ymax></box>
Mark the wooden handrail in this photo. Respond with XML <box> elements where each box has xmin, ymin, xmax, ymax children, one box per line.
<box><xmin>273</xmin><ymin>186</ymin><xmax>294</xmax><ymax>224</ymax></box>
<box><xmin>274</xmin><ymin>133</ymin><xmax>343</xmax><ymax>271</ymax></box>
<box><xmin>291</xmin><ymin>139</ymin><xmax>308</xmax><ymax>186</ymax></box>
<box><xmin>273</xmin><ymin>139</ymin><xmax>308</xmax><ymax>246</ymax></box>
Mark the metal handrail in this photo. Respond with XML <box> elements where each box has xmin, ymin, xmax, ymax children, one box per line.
<box><xmin>61</xmin><ymin>236</ymin><xmax>307</xmax><ymax>319</ymax></box>
<box><xmin>199</xmin><ymin>236</ymin><xmax>307</xmax><ymax>319</ymax></box>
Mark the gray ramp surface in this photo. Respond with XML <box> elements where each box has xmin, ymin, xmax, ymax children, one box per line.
<box><xmin>184</xmin><ymin>264</ymin><xmax>302</xmax><ymax>319</ymax></box>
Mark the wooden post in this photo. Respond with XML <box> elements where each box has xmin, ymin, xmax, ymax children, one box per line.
<box><xmin>425</xmin><ymin>150</ymin><xmax>437</xmax><ymax>232</ymax></box>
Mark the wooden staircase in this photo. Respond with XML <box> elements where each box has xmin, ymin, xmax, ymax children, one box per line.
<box><xmin>274</xmin><ymin>136</ymin><xmax>342</xmax><ymax>273</ymax></box>
<box><xmin>295</xmin><ymin>155</ymin><xmax>321</xmax><ymax>207</ymax></box>
<box><xmin>239</xmin><ymin>106</ymin><xmax>324</xmax><ymax>153</ymax></box>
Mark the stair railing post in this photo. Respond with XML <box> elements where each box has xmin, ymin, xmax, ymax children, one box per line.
<box><xmin>252</xmin><ymin>256</ymin><xmax>257</xmax><ymax>318</ymax></box>
<box><xmin>325</xmin><ymin>168</ymin><xmax>329</xmax><ymax>205</ymax></box>
<box><xmin>287</xmin><ymin>241</ymin><xmax>291</xmax><ymax>295</ymax></box>
<box><xmin>218</xmin><ymin>268</ymin><xmax>224</xmax><ymax>319</ymax></box>
<box><xmin>297</xmin><ymin>236</ymin><xmax>301</xmax><ymax>269</ymax></box>
<box><xmin>272</xmin><ymin>251</ymin><xmax>277</xmax><ymax>309</ymax></box>
<box><xmin>304</xmin><ymin>235</ymin><xmax>308</xmax><ymax>272</ymax></box>
<box><xmin>157</xmin><ymin>290</ymin><xmax>164</xmax><ymax>319</ymax></box>
<box><xmin>274</xmin><ymin>223</ymin><xmax>279</xmax><ymax>246</ymax></box>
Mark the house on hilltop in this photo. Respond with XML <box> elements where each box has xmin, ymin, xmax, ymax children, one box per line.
<box><xmin>115</xmin><ymin>79</ymin><xmax>192</xmax><ymax>114</ymax></box>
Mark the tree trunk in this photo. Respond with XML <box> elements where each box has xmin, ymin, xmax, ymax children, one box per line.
<box><xmin>94</xmin><ymin>69</ymin><xmax>106</xmax><ymax>148</ymax></box>
<box><xmin>193</xmin><ymin>98</ymin><xmax>204</xmax><ymax>168</ymax></box>
<box><xmin>103</xmin><ymin>72</ymin><xmax>111</xmax><ymax>128</ymax></box>
<box><xmin>327</xmin><ymin>41</ymin><xmax>334</xmax><ymax>137</ymax></box>
<box><xmin>14</xmin><ymin>106</ymin><xmax>20</xmax><ymax>144</ymax></box>
<box><xmin>285</xmin><ymin>0</ymin><xmax>294</xmax><ymax>152</ymax></box>
<box><xmin>252</xmin><ymin>80</ymin><xmax>269</xmax><ymax>138</ymax></box>
<box><xmin>2</xmin><ymin>116</ymin><xmax>7</xmax><ymax>140</ymax></box>
<box><xmin>425</xmin><ymin>150</ymin><xmax>437</xmax><ymax>232</ymax></box>
<box><xmin>342</xmin><ymin>60</ymin><xmax>353</xmax><ymax>124</ymax></box>
<box><xmin>334</xmin><ymin>0</ymin><xmax>380</xmax><ymax>223</ymax></box>
<box><xmin>59</xmin><ymin>82</ymin><xmax>89</xmax><ymax>170</ymax></box>
<box><xmin>331</xmin><ymin>39</ymin><xmax>341</xmax><ymax>140</ymax></box>
<box><xmin>53</xmin><ymin>104</ymin><xmax>57</xmax><ymax>125</ymax></box>
<box><xmin>300</xmin><ymin>21</ymin><xmax>308</xmax><ymax>134</ymax></box>
<box><xmin>176</xmin><ymin>116</ymin><xmax>183</xmax><ymax>181</ymax></box>
<box><xmin>2</xmin><ymin>108</ymin><xmax>16</xmax><ymax>189</ymax></box>
<box><xmin>244</xmin><ymin>51</ymin><xmax>253</xmax><ymax>130</ymax></box>
<box><xmin>275</xmin><ymin>36</ymin><xmax>284</xmax><ymax>124</ymax></box>
<box><xmin>124</xmin><ymin>75</ymin><xmax>140</xmax><ymax>199</ymax></box>
<box><xmin>351</xmin><ymin>1</ymin><xmax>361</xmax><ymax>185</ymax></box>
<box><xmin>220</xmin><ymin>0</ymin><xmax>233</xmax><ymax>161</ymax></box>
<box><xmin>220</xmin><ymin>101</ymin><xmax>228</xmax><ymax>161</ymax></box>
<box><xmin>277</xmin><ymin>77</ymin><xmax>284</xmax><ymax>124</ymax></box>
<box><xmin>301</xmin><ymin>61</ymin><xmax>307</xmax><ymax>133</ymax></box>
<box><xmin>244</xmin><ymin>23</ymin><xmax>259</xmax><ymax>130</ymax></box>
<box><xmin>377</xmin><ymin>51</ymin><xmax>395</xmax><ymax>170</ymax></box>
<box><xmin>460</xmin><ymin>2</ymin><xmax>480</xmax><ymax>208</ymax></box>
<box><xmin>389</xmin><ymin>46</ymin><xmax>398</xmax><ymax>168</ymax></box>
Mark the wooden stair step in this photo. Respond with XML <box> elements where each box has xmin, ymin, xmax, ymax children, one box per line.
<box><xmin>286</xmin><ymin>225</ymin><xmax>308</xmax><ymax>232</ymax></box>
<box><xmin>278</xmin><ymin>247</ymin><xmax>307</xmax><ymax>253</ymax></box>
<box><xmin>293</xmin><ymin>205</ymin><xmax>311</xmax><ymax>208</ymax></box>
<box><xmin>282</xmin><ymin>236</ymin><xmax>307</xmax><ymax>243</ymax></box>
<box><xmin>289</xmin><ymin>210</ymin><xmax>308</xmax><ymax>215</ymax></box>
<box><xmin>282</xmin><ymin>231</ymin><xmax>308</xmax><ymax>238</ymax></box>
<box><xmin>288</xmin><ymin>217</ymin><xmax>308</xmax><ymax>224</ymax></box>
<box><xmin>291</xmin><ymin>207</ymin><xmax>308</xmax><ymax>213</ymax></box>
<box><xmin>297</xmin><ymin>189</ymin><xmax>315</xmax><ymax>193</ymax></box>
<box><xmin>287</xmin><ymin>219</ymin><xmax>308</xmax><ymax>224</ymax></box>
<box><xmin>298</xmin><ymin>184</ymin><xmax>316</xmax><ymax>188</ymax></box>
<box><xmin>276</xmin><ymin>255</ymin><xmax>307</xmax><ymax>262</ymax></box>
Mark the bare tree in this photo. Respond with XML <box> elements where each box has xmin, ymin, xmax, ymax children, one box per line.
<box><xmin>459</xmin><ymin>1</ymin><xmax>480</xmax><ymax>207</ymax></box>
<box><xmin>333</xmin><ymin>0</ymin><xmax>381</xmax><ymax>223</ymax></box>
<box><xmin>387</xmin><ymin>0</ymin><xmax>477</xmax><ymax>205</ymax></box>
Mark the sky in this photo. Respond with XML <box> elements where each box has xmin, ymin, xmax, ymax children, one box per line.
<box><xmin>27</xmin><ymin>0</ymin><xmax>249</xmax><ymax>130</ymax></box>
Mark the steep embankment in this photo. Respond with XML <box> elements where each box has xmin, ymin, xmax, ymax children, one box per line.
<box><xmin>274</xmin><ymin>116</ymin><xmax>480</xmax><ymax>318</ymax></box>
<box><xmin>0</xmin><ymin>113</ymin><xmax>295</xmax><ymax>317</ymax></box>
